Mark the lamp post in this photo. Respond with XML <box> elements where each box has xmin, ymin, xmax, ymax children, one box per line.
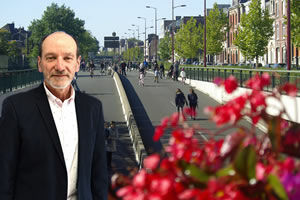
<box><xmin>128</xmin><ymin>28</ymin><xmax>135</xmax><ymax>39</ymax></box>
<box><xmin>132</xmin><ymin>24</ymin><xmax>140</xmax><ymax>41</ymax></box>
<box><xmin>204</xmin><ymin>0</ymin><xmax>207</xmax><ymax>67</ymax></box>
<box><xmin>171</xmin><ymin>0</ymin><xmax>186</xmax><ymax>65</ymax></box>
<box><xmin>146</xmin><ymin>6</ymin><xmax>158</xmax><ymax>62</ymax></box>
<box><xmin>138</xmin><ymin>16</ymin><xmax>147</xmax><ymax>62</ymax></box>
<box><xmin>287</xmin><ymin>0</ymin><xmax>291</xmax><ymax>70</ymax></box>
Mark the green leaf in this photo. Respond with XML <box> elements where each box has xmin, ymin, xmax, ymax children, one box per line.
<box><xmin>185</xmin><ymin>164</ymin><xmax>210</xmax><ymax>183</ymax></box>
<box><xmin>267</xmin><ymin>175</ymin><xmax>288</xmax><ymax>200</ymax></box>
<box><xmin>267</xmin><ymin>116</ymin><xmax>281</xmax><ymax>153</ymax></box>
<box><xmin>233</xmin><ymin>145</ymin><xmax>256</xmax><ymax>180</ymax></box>
<box><xmin>216</xmin><ymin>164</ymin><xmax>235</xmax><ymax>177</ymax></box>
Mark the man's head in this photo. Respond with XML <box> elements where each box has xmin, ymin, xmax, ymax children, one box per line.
<box><xmin>38</xmin><ymin>32</ymin><xmax>81</xmax><ymax>92</ymax></box>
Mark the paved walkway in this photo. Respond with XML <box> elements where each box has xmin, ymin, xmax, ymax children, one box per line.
<box><xmin>120</xmin><ymin>69</ymin><xmax>263</xmax><ymax>148</ymax></box>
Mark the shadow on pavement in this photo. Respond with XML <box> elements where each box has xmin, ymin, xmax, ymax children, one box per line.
<box><xmin>119</xmin><ymin>74</ymin><xmax>164</xmax><ymax>155</ymax></box>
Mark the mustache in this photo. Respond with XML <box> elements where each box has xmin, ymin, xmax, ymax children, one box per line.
<box><xmin>51</xmin><ymin>71</ymin><xmax>70</xmax><ymax>77</ymax></box>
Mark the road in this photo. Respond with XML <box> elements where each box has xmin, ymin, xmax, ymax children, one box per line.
<box><xmin>120</xmin><ymin>69</ymin><xmax>263</xmax><ymax>148</ymax></box>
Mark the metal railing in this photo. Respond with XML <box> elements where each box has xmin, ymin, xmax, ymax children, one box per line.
<box><xmin>0</xmin><ymin>69</ymin><xmax>43</xmax><ymax>94</ymax></box>
<box><xmin>184</xmin><ymin>67</ymin><xmax>300</xmax><ymax>94</ymax></box>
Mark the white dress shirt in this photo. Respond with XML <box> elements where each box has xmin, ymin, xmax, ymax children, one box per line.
<box><xmin>44</xmin><ymin>83</ymin><xmax>78</xmax><ymax>200</ymax></box>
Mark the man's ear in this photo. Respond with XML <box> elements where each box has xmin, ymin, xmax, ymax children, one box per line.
<box><xmin>76</xmin><ymin>56</ymin><xmax>81</xmax><ymax>72</ymax></box>
<box><xmin>37</xmin><ymin>56</ymin><xmax>43</xmax><ymax>72</ymax></box>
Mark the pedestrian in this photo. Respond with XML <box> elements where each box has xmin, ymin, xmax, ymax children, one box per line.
<box><xmin>139</xmin><ymin>66</ymin><xmax>145</xmax><ymax>86</ymax></box>
<box><xmin>168</xmin><ymin>65</ymin><xmax>174</xmax><ymax>79</ymax></box>
<box><xmin>154</xmin><ymin>67</ymin><xmax>159</xmax><ymax>83</ymax></box>
<box><xmin>174</xmin><ymin>61</ymin><xmax>180</xmax><ymax>81</ymax></box>
<box><xmin>187</xmin><ymin>88</ymin><xmax>198</xmax><ymax>120</ymax></box>
<box><xmin>106</xmin><ymin>121</ymin><xmax>119</xmax><ymax>169</ymax></box>
<box><xmin>159</xmin><ymin>63</ymin><xmax>165</xmax><ymax>79</ymax></box>
<box><xmin>120</xmin><ymin>61</ymin><xmax>126</xmax><ymax>76</ymax></box>
<box><xmin>175</xmin><ymin>88</ymin><xmax>187</xmax><ymax>114</ymax></box>
<box><xmin>180</xmin><ymin>68</ymin><xmax>186</xmax><ymax>84</ymax></box>
<box><xmin>0</xmin><ymin>31</ymin><xmax>108</xmax><ymax>200</ymax></box>
<box><xmin>89</xmin><ymin>60</ymin><xmax>95</xmax><ymax>78</ymax></box>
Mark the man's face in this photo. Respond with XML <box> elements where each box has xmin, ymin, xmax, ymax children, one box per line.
<box><xmin>38</xmin><ymin>32</ymin><xmax>80</xmax><ymax>90</ymax></box>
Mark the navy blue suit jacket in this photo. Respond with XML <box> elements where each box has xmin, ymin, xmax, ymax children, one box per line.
<box><xmin>0</xmin><ymin>84</ymin><xmax>108</xmax><ymax>200</ymax></box>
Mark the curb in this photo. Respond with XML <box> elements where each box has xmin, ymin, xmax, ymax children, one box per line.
<box><xmin>112</xmin><ymin>71</ymin><xmax>147</xmax><ymax>167</ymax></box>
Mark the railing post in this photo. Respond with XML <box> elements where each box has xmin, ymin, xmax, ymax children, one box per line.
<box><xmin>272</xmin><ymin>72</ymin><xmax>275</xmax><ymax>88</ymax></box>
<box><xmin>240</xmin><ymin>70</ymin><xmax>243</xmax><ymax>87</ymax></box>
<box><xmin>197</xmin><ymin>68</ymin><xmax>200</xmax><ymax>80</ymax></box>
<box><xmin>224</xmin><ymin>69</ymin><xmax>227</xmax><ymax>79</ymax></box>
<box><xmin>201</xmin><ymin>68</ymin><xmax>204</xmax><ymax>81</ymax></box>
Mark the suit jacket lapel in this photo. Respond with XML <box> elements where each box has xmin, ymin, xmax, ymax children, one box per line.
<box><xmin>33</xmin><ymin>84</ymin><xmax>66</xmax><ymax>169</ymax></box>
<box><xmin>74</xmin><ymin>92</ymin><xmax>86</xmax><ymax>165</ymax></box>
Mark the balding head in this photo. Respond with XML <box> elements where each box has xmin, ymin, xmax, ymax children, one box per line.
<box><xmin>39</xmin><ymin>31</ymin><xmax>80</xmax><ymax>58</ymax></box>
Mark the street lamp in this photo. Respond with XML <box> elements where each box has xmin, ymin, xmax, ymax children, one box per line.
<box><xmin>146</xmin><ymin>6</ymin><xmax>158</xmax><ymax>62</ymax></box>
<box><xmin>287</xmin><ymin>0</ymin><xmax>291</xmax><ymax>70</ymax></box>
<box><xmin>203</xmin><ymin>0</ymin><xmax>206</xmax><ymax>67</ymax></box>
<box><xmin>128</xmin><ymin>28</ymin><xmax>135</xmax><ymax>38</ymax></box>
<box><xmin>146</xmin><ymin>5</ymin><xmax>167</xmax><ymax>62</ymax></box>
<box><xmin>138</xmin><ymin>16</ymin><xmax>147</xmax><ymax>61</ymax></box>
<box><xmin>132</xmin><ymin>24</ymin><xmax>140</xmax><ymax>41</ymax></box>
<box><xmin>171</xmin><ymin>0</ymin><xmax>186</xmax><ymax>65</ymax></box>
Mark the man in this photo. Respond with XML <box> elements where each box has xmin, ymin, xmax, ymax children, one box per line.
<box><xmin>0</xmin><ymin>32</ymin><xmax>108</xmax><ymax>200</ymax></box>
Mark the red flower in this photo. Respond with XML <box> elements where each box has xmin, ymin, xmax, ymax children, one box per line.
<box><xmin>133</xmin><ymin>169</ymin><xmax>147</xmax><ymax>188</ymax></box>
<box><xmin>144</xmin><ymin>154</ymin><xmax>160</xmax><ymax>171</ymax></box>
<box><xmin>282</xmin><ymin>83</ymin><xmax>298</xmax><ymax>97</ymax></box>
<box><xmin>214</xmin><ymin>77</ymin><xmax>224</xmax><ymax>86</ymax></box>
<box><xmin>246</xmin><ymin>73</ymin><xmax>270</xmax><ymax>90</ymax></box>
<box><xmin>249</xmin><ymin>90</ymin><xmax>266</xmax><ymax>112</ymax></box>
<box><xmin>224</xmin><ymin>75</ymin><xmax>238</xmax><ymax>93</ymax></box>
<box><xmin>153</xmin><ymin>126</ymin><xmax>165</xmax><ymax>141</ymax></box>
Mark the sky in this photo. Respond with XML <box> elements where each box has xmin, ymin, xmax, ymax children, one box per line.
<box><xmin>1</xmin><ymin>0</ymin><xmax>231</xmax><ymax>46</ymax></box>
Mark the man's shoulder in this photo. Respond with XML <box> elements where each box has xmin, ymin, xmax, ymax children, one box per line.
<box><xmin>4</xmin><ymin>85</ymin><xmax>42</xmax><ymax>103</ymax></box>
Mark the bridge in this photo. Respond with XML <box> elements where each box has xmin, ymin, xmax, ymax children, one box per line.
<box><xmin>0</xmin><ymin>67</ymin><xmax>299</xmax><ymax>176</ymax></box>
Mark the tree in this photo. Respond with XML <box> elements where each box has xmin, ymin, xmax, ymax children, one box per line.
<box><xmin>175</xmin><ymin>17</ymin><xmax>203</xmax><ymax>60</ymax></box>
<box><xmin>0</xmin><ymin>29</ymin><xmax>10</xmax><ymax>55</ymax></box>
<box><xmin>0</xmin><ymin>29</ymin><xmax>21</xmax><ymax>57</ymax></box>
<box><xmin>234</xmin><ymin>0</ymin><xmax>274</xmax><ymax>67</ymax></box>
<box><xmin>206</xmin><ymin>3</ymin><xmax>228</xmax><ymax>64</ymax></box>
<box><xmin>291</xmin><ymin>0</ymin><xmax>300</xmax><ymax>47</ymax></box>
<box><xmin>28</xmin><ymin>3</ymin><xmax>99</xmax><ymax>59</ymax></box>
<box><xmin>158</xmin><ymin>32</ymin><xmax>172</xmax><ymax>61</ymax></box>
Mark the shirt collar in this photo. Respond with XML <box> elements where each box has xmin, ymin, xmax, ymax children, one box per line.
<box><xmin>43</xmin><ymin>82</ymin><xmax>75</xmax><ymax>107</ymax></box>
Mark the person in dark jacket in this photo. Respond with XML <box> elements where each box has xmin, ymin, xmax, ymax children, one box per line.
<box><xmin>187</xmin><ymin>88</ymin><xmax>198</xmax><ymax>120</ymax></box>
<box><xmin>175</xmin><ymin>88</ymin><xmax>187</xmax><ymax>114</ymax></box>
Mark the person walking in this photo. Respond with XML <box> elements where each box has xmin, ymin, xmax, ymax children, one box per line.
<box><xmin>180</xmin><ymin>68</ymin><xmax>186</xmax><ymax>84</ymax></box>
<box><xmin>175</xmin><ymin>88</ymin><xmax>187</xmax><ymax>114</ymax></box>
<box><xmin>187</xmin><ymin>88</ymin><xmax>198</xmax><ymax>120</ymax></box>
<box><xmin>159</xmin><ymin>63</ymin><xmax>165</xmax><ymax>79</ymax></box>
<box><xmin>89</xmin><ymin>60</ymin><xmax>95</xmax><ymax>78</ymax></box>
<box><xmin>106</xmin><ymin>121</ymin><xmax>119</xmax><ymax>169</ymax></box>
<box><xmin>174</xmin><ymin>61</ymin><xmax>180</xmax><ymax>81</ymax></box>
<box><xmin>0</xmin><ymin>31</ymin><xmax>108</xmax><ymax>200</ymax></box>
<box><xmin>154</xmin><ymin>67</ymin><xmax>159</xmax><ymax>83</ymax></box>
<box><xmin>139</xmin><ymin>66</ymin><xmax>145</xmax><ymax>86</ymax></box>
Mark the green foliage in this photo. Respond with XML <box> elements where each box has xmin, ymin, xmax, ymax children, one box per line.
<box><xmin>233</xmin><ymin>145</ymin><xmax>256</xmax><ymax>180</ymax></box>
<box><xmin>122</xmin><ymin>47</ymin><xmax>143</xmax><ymax>62</ymax></box>
<box><xmin>206</xmin><ymin>3</ymin><xmax>228</xmax><ymax>59</ymax></box>
<box><xmin>0</xmin><ymin>29</ymin><xmax>21</xmax><ymax>57</ymax></box>
<box><xmin>28</xmin><ymin>3</ymin><xmax>99</xmax><ymax>59</ymax></box>
<box><xmin>234</xmin><ymin>0</ymin><xmax>274</xmax><ymax>66</ymax></box>
<box><xmin>291</xmin><ymin>0</ymin><xmax>300</xmax><ymax>47</ymax></box>
<box><xmin>175</xmin><ymin>17</ymin><xmax>203</xmax><ymax>60</ymax></box>
<box><xmin>158</xmin><ymin>33</ymin><xmax>171</xmax><ymax>61</ymax></box>
<box><xmin>0</xmin><ymin>29</ymin><xmax>10</xmax><ymax>55</ymax></box>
